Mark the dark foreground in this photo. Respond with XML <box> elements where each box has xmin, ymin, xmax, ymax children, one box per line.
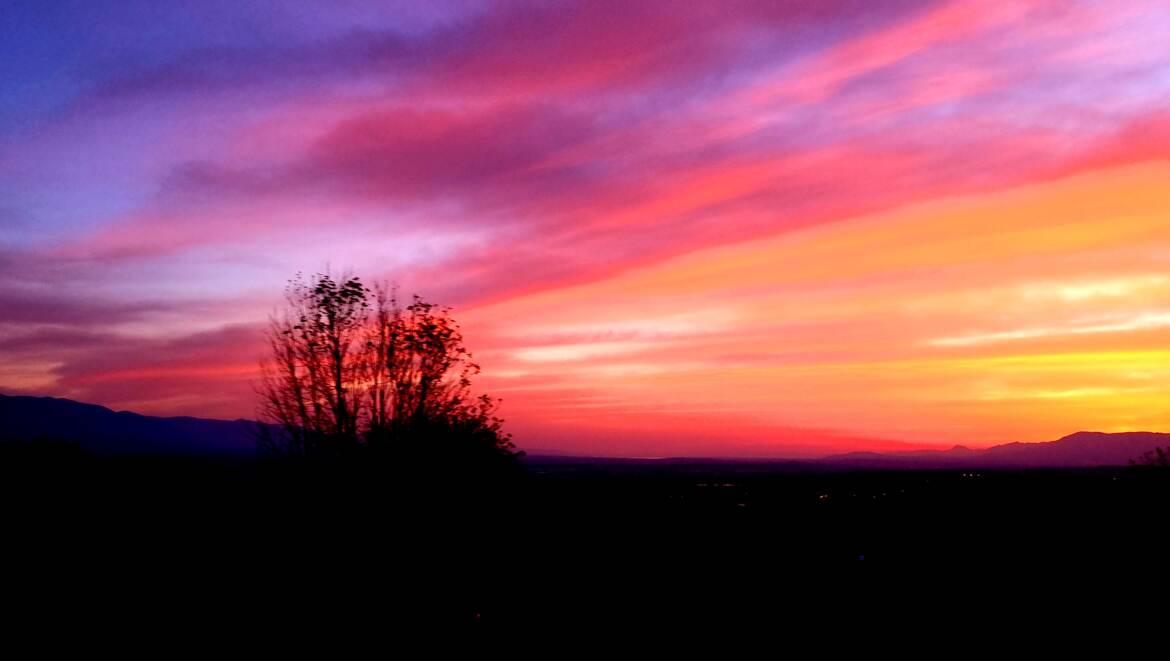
<box><xmin>4</xmin><ymin>445</ymin><xmax>1168</xmax><ymax>639</ymax></box>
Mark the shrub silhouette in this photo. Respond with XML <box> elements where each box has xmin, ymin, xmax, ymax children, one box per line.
<box><xmin>1131</xmin><ymin>446</ymin><xmax>1170</xmax><ymax>468</ymax></box>
<box><xmin>257</xmin><ymin>271</ymin><xmax>522</xmax><ymax>470</ymax></box>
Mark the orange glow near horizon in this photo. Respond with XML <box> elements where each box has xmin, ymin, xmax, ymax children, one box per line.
<box><xmin>461</xmin><ymin>162</ymin><xmax>1170</xmax><ymax>456</ymax></box>
<box><xmin>9</xmin><ymin>2</ymin><xmax>1170</xmax><ymax>457</ymax></box>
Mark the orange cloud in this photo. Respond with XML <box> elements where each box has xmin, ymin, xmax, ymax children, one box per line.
<box><xmin>463</xmin><ymin>162</ymin><xmax>1170</xmax><ymax>454</ymax></box>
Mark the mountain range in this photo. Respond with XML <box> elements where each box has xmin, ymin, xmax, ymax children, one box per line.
<box><xmin>0</xmin><ymin>393</ymin><xmax>260</xmax><ymax>454</ymax></box>
<box><xmin>2</xmin><ymin>393</ymin><xmax>1167</xmax><ymax>465</ymax></box>
<box><xmin>823</xmin><ymin>431</ymin><xmax>1169</xmax><ymax>468</ymax></box>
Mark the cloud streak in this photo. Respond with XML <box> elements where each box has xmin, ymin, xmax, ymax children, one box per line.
<box><xmin>3</xmin><ymin>1</ymin><xmax>1170</xmax><ymax>454</ymax></box>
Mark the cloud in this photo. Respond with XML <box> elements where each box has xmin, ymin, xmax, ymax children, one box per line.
<box><xmin>931</xmin><ymin>312</ymin><xmax>1170</xmax><ymax>347</ymax></box>
<box><xmin>42</xmin><ymin>323</ymin><xmax>265</xmax><ymax>420</ymax></box>
<box><xmin>458</xmin><ymin>163</ymin><xmax>1170</xmax><ymax>449</ymax></box>
<box><xmin>0</xmin><ymin>288</ymin><xmax>171</xmax><ymax>326</ymax></box>
<box><xmin>6</xmin><ymin>1</ymin><xmax>1170</xmax><ymax>453</ymax></box>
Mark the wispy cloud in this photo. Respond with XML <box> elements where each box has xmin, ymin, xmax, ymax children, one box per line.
<box><xmin>932</xmin><ymin>312</ymin><xmax>1170</xmax><ymax>347</ymax></box>
<box><xmin>4</xmin><ymin>1</ymin><xmax>1170</xmax><ymax>454</ymax></box>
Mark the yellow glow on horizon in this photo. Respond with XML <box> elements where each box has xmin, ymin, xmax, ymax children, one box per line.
<box><xmin>463</xmin><ymin>162</ymin><xmax>1170</xmax><ymax>450</ymax></box>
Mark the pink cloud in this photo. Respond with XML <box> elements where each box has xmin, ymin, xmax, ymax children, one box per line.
<box><xmin>8</xmin><ymin>1</ymin><xmax>1170</xmax><ymax>455</ymax></box>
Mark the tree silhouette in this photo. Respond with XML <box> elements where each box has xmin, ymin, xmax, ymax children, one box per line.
<box><xmin>257</xmin><ymin>272</ymin><xmax>522</xmax><ymax>468</ymax></box>
<box><xmin>1131</xmin><ymin>446</ymin><xmax>1170</xmax><ymax>468</ymax></box>
<box><xmin>258</xmin><ymin>272</ymin><xmax>370</xmax><ymax>455</ymax></box>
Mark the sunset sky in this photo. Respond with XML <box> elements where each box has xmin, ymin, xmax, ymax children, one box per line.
<box><xmin>3</xmin><ymin>1</ymin><xmax>1170</xmax><ymax>457</ymax></box>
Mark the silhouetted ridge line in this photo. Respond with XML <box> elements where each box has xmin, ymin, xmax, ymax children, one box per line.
<box><xmin>4</xmin><ymin>393</ymin><xmax>1167</xmax><ymax>465</ymax></box>
<box><xmin>821</xmin><ymin>430</ymin><xmax>1170</xmax><ymax>468</ymax></box>
<box><xmin>0</xmin><ymin>393</ymin><xmax>263</xmax><ymax>455</ymax></box>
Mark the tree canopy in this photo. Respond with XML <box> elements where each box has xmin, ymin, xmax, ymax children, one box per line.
<box><xmin>257</xmin><ymin>272</ymin><xmax>522</xmax><ymax>468</ymax></box>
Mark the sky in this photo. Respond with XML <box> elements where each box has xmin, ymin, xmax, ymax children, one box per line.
<box><xmin>3</xmin><ymin>0</ymin><xmax>1170</xmax><ymax>457</ymax></box>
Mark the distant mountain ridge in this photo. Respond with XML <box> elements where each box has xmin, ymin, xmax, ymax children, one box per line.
<box><xmin>2</xmin><ymin>393</ymin><xmax>1167</xmax><ymax>465</ymax></box>
<box><xmin>0</xmin><ymin>393</ymin><xmax>262</xmax><ymax>454</ymax></box>
<box><xmin>824</xmin><ymin>431</ymin><xmax>1170</xmax><ymax>468</ymax></box>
